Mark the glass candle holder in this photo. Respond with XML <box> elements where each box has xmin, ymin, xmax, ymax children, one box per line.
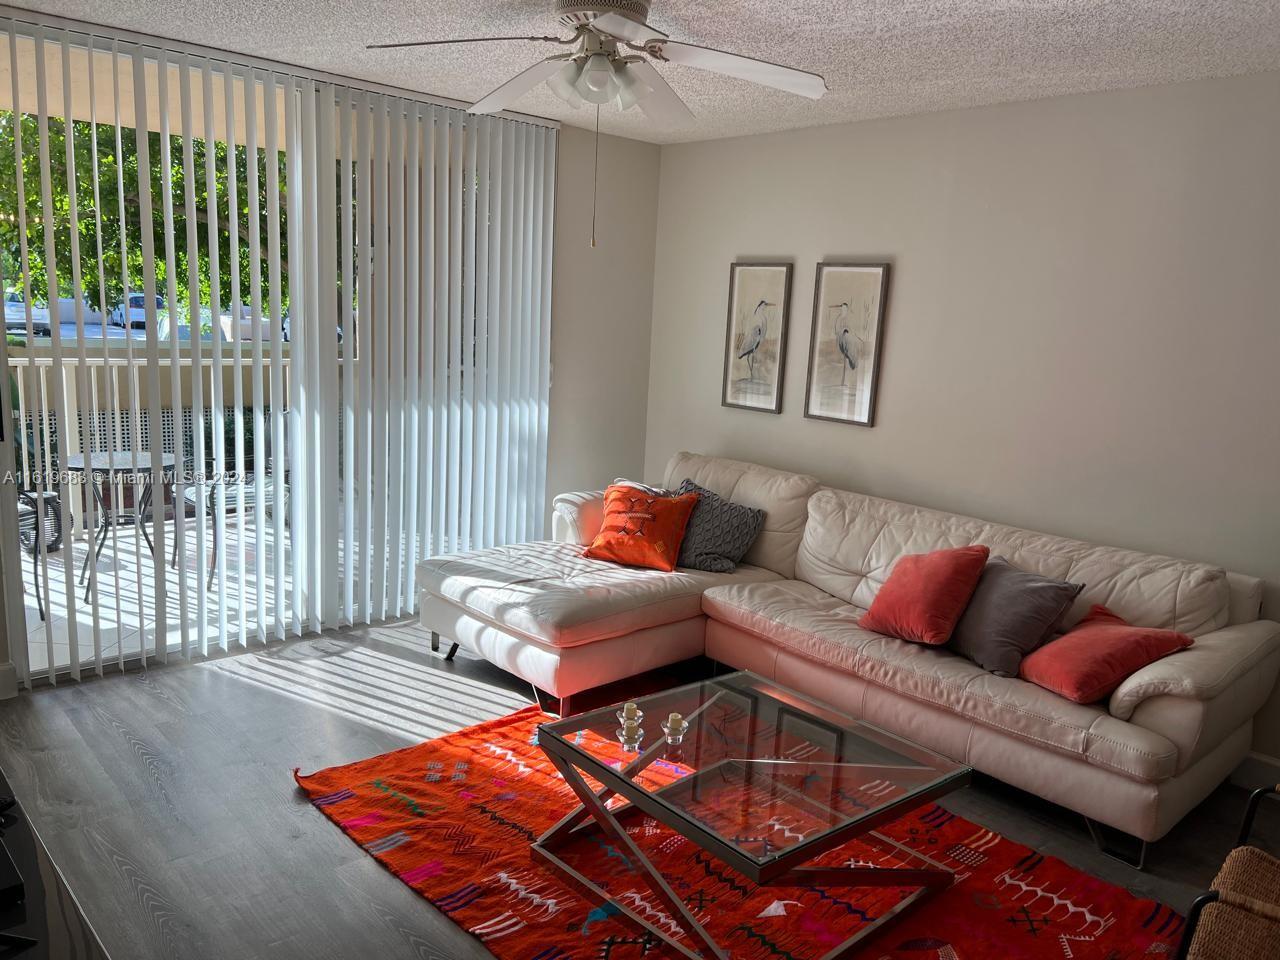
<box><xmin>660</xmin><ymin>718</ymin><xmax>687</xmax><ymax>746</ymax></box>
<box><xmin>616</xmin><ymin>705</ymin><xmax>644</xmax><ymax>727</ymax></box>
<box><xmin>616</xmin><ymin>718</ymin><xmax>643</xmax><ymax>752</ymax></box>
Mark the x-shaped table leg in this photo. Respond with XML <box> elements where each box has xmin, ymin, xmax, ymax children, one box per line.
<box><xmin>534</xmin><ymin>749</ymin><xmax>729</xmax><ymax>960</ymax></box>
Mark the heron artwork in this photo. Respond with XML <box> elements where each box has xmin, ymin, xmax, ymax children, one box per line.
<box><xmin>830</xmin><ymin>300</ymin><xmax>864</xmax><ymax>388</ymax></box>
<box><xmin>737</xmin><ymin>299</ymin><xmax>773</xmax><ymax>382</ymax></box>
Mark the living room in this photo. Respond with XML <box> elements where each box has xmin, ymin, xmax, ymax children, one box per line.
<box><xmin>0</xmin><ymin>1</ymin><xmax>1277</xmax><ymax>958</ymax></box>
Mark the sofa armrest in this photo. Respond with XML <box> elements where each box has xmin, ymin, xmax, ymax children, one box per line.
<box><xmin>1109</xmin><ymin>619</ymin><xmax>1280</xmax><ymax>720</ymax></box>
<box><xmin>551</xmin><ymin>489</ymin><xmax>605</xmax><ymax>545</ymax></box>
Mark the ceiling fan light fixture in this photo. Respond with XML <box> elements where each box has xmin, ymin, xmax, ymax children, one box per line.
<box><xmin>547</xmin><ymin>59</ymin><xmax>586</xmax><ymax>106</ymax></box>
<box><xmin>576</xmin><ymin>53</ymin><xmax>618</xmax><ymax>102</ymax></box>
<box><xmin>615</xmin><ymin>62</ymin><xmax>652</xmax><ymax>110</ymax></box>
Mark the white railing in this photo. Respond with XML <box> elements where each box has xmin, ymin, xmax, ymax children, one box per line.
<box><xmin>6</xmin><ymin>352</ymin><xmax>294</xmax><ymax>526</ymax></box>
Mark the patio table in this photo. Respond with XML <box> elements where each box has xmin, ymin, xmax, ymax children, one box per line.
<box><xmin>67</xmin><ymin>452</ymin><xmax>177</xmax><ymax>601</ymax></box>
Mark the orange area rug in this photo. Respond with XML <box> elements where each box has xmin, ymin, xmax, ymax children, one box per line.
<box><xmin>295</xmin><ymin>705</ymin><xmax>1184</xmax><ymax>959</ymax></box>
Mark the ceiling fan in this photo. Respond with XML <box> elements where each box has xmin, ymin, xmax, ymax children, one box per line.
<box><xmin>369</xmin><ymin>0</ymin><xmax>829</xmax><ymax>122</ymax></box>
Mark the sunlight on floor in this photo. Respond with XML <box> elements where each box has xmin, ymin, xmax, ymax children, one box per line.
<box><xmin>203</xmin><ymin>629</ymin><xmax>530</xmax><ymax>742</ymax></box>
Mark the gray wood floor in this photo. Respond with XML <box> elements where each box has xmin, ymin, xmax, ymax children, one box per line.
<box><xmin>0</xmin><ymin>620</ymin><xmax>1272</xmax><ymax>960</ymax></box>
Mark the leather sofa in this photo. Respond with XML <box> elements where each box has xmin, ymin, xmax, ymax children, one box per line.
<box><xmin>417</xmin><ymin>452</ymin><xmax>1280</xmax><ymax>844</ymax></box>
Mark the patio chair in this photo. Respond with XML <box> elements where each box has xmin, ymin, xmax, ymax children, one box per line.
<box><xmin>11</xmin><ymin>413</ymin><xmax>63</xmax><ymax>621</ymax></box>
<box><xmin>16</xmin><ymin>490</ymin><xmax>63</xmax><ymax>622</ymax></box>
<box><xmin>1175</xmin><ymin>785</ymin><xmax>1280</xmax><ymax>959</ymax></box>
<box><xmin>170</xmin><ymin>409</ymin><xmax>290</xmax><ymax>590</ymax></box>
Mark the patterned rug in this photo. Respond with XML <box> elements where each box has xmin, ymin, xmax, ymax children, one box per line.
<box><xmin>295</xmin><ymin>706</ymin><xmax>1184</xmax><ymax>959</ymax></box>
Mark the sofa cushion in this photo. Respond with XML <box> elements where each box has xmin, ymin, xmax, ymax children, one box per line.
<box><xmin>1020</xmin><ymin>605</ymin><xmax>1194</xmax><ymax>704</ymax></box>
<box><xmin>702</xmin><ymin>581</ymin><xmax>1179</xmax><ymax>782</ymax></box>
<box><xmin>795</xmin><ymin>487</ymin><xmax>1230</xmax><ymax>637</ymax></box>
<box><xmin>950</xmin><ymin>558</ymin><xmax>1085</xmax><ymax>677</ymax></box>
<box><xmin>582</xmin><ymin>486</ymin><xmax>699</xmax><ymax>572</ymax></box>
<box><xmin>663</xmin><ymin>452</ymin><xmax>819</xmax><ymax>579</ymax></box>
<box><xmin>416</xmin><ymin>540</ymin><xmax>780</xmax><ymax>649</ymax></box>
<box><xmin>859</xmin><ymin>545</ymin><xmax>990</xmax><ymax>646</ymax></box>
<box><xmin>674</xmin><ymin>479</ymin><xmax>766</xmax><ymax>573</ymax></box>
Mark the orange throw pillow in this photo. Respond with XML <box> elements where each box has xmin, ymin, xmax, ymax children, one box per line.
<box><xmin>859</xmin><ymin>545</ymin><xmax>991</xmax><ymax>645</ymax></box>
<box><xmin>1019</xmin><ymin>604</ymin><xmax>1193</xmax><ymax>703</ymax></box>
<box><xmin>583</xmin><ymin>485</ymin><xmax>699</xmax><ymax>572</ymax></box>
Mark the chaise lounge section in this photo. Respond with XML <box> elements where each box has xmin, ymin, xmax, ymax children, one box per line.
<box><xmin>416</xmin><ymin>452</ymin><xmax>1280</xmax><ymax>846</ymax></box>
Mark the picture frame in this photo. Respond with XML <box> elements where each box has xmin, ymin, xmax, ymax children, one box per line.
<box><xmin>803</xmin><ymin>262</ymin><xmax>890</xmax><ymax>427</ymax></box>
<box><xmin>721</xmin><ymin>261</ymin><xmax>793</xmax><ymax>414</ymax></box>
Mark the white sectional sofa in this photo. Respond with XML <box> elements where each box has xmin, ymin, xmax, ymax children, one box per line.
<box><xmin>416</xmin><ymin>452</ymin><xmax>1280</xmax><ymax>847</ymax></box>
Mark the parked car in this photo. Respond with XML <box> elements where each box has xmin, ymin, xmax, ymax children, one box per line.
<box><xmin>281</xmin><ymin>313</ymin><xmax>344</xmax><ymax>344</ymax></box>
<box><xmin>4</xmin><ymin>292</ymin><xmax>51</xmax><ymax>336</ymax></box>
<box><xmin>108</xmin><ymin>294</ymin><xmax>166</xmax><ymax>329</ymax></box>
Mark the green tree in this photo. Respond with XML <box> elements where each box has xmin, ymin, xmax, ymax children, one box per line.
<box><xmin>0</xmin><ymin>110</ymin><xmax>291</xmax><ymax>326</ymax></box>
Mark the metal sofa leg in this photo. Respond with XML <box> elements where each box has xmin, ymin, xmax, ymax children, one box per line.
<box><xmin>428</xmin><ymin>631</ymin><xmax>459</xmax><ymax>660</ymax></box>
<box><xmin>1084</xmin><ymin>817</ymin><xmax>1149</xmax><ymax>871</ymax></box>
<box><xmin>528</xmin><ymin>684</ymin><xmax>568</xmax><ymax>717</ymax></box>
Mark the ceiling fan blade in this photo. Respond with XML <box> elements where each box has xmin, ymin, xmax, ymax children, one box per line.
<box><xmin>625</xmin><ymin>60</ymin><xmax>695</xmax><ymax>125</ymax></box>
<box><xmin>368</xmin><ymin>35</ymin><xmax>567</xmax><ymax>50</ymax></box>
<box><xmin>468</xmin><ymin>55</ymin><xmax>573</xmax><ymax>114</ymax></box>
<box><xmin>591</xmin><ymin>12</ymin><xmax>668</xmax><ymax>44</ymax></box>
<box><xmin>655</xmin><ymin>41</ymin><xmax>827</xmax><ymax>99</ymax></box>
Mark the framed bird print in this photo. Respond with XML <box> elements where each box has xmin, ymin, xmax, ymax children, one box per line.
<box><xmin>804</xmin><ymin>262</ymin><xmax>890</xmax><ymax>427</ymax></box>
<box><xmin>721</xmin><ymin>261</ymin><xmax>793</xmax><ymax>414</ymax></box>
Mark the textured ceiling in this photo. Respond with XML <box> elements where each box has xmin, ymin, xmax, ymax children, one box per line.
<box><xmin>18</xmin><ymin>1</ymin><xmax>1280</xmax><ymax>144</ymax></box>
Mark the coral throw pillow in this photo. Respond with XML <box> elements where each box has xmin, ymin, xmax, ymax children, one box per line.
<box><xmin>859</xmin><ymin>545</ymin><xmax>991</xmax><ymax>645</ymax></box>
<box><xmin>1019</xmin><ymin>605</ymin><xmax>1194</xmax><ymax>704</ymax></box>
<box><xmin>582</xmin><ymin>485</ymin><xmax>699</xmax><ymax>572</ymax></box>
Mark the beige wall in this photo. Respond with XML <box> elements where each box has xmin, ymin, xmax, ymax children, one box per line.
<box><xmin>642</xmin><ymin>72</ymin><xmax>1280</xmax><ymax>759</ymax></box>
<box><xmin>546</xmin><ymin>124</ymin><xmax>659</xmax><ymax>524</ymax></box>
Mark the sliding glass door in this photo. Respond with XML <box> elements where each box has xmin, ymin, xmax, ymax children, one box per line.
<box><xmin>0</xmin><ymin>14</ymin><xmax>556</xmax><ymax>683</ymax></box>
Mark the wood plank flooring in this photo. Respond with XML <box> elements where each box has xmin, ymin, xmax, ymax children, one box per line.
<box><xmin>0</xmin><ymin>619</ymin><xmax>1272</xmax><ymax>960</ymax></box>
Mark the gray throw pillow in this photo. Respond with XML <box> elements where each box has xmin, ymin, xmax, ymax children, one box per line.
<box><xmin>950</xmin><ymin>557</ymin><xmax>1084</xmax><ymax>677</ymax></box>
<box><xmin>674</xmin><ymin>479</ymin><xmax>766</xmax><ymax>573</ymax></box>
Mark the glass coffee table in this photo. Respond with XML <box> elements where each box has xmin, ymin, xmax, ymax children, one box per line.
<box><xmin>534</xmin><ymin>671</ymin><xmax>971</xmax><ymax>960</ymax></box>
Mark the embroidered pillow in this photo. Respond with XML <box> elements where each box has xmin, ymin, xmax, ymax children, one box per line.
<box><xmin>582</xmin><ymin>485</ymin><xmax>699</xmax><ymax>572</ymax></box>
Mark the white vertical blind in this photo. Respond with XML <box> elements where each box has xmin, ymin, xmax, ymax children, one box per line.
<box><xmin>1</xmin><ymin>15</ymin><xmax>556</xmax><ymax>679</ymax></box>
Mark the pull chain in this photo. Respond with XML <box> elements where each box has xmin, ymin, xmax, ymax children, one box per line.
<box><xmin>590</xmin><ymin>103</ymin><xmax>600</xmax><ymax>248</ymax></box>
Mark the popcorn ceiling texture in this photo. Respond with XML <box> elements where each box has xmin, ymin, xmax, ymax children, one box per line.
<box><xmin>23</xmin><ymin>0</ymin><xmax>1280</xmax><ymax>142</ymax></box>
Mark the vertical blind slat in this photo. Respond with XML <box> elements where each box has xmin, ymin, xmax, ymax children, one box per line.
<box><xmin>339</xmin><ymin>89</ymin><xmax>356</xmax><ymax>625</ymax></box>
<box><xmin>128</xmin><ymin>43</ymin><xmax>169</xmax><ymax>664</ymax></box>
<box><xmin>178</xmin><ymin>52</ymin><xmax>210</xmax><ymax>657</ymax></box>
<box><xmin>201</xmin><ymin>56</ymin><xmax>229</xmax><ymax>649</ymax></box>
<box><xmin>264</xmin><ymin>70</ymin><xmax>287</xmax><ymax>641</ymax></box>
<box><xmin>244</xmin><ymin>68</ymin><xmax>267</xmax><ymax>646</ymax></box>
<box><xmin>223</xmin><ymin>61</ymin><xmax>247</xmax><ymax>649</ymax></box>
<box><xmin>370</xmin><ymin>94</ymin><xmax>389</xmax><ymax>621</ymax></box>
<box><xmin>459</xmin><ymin>115</ymin><xmax>477</xmax><ymax>555</ymax></box>
<box><xmin>386</xmin><ymin>98</ymin><xmax>406</xmax><ymax>616</ymax></box>
<box><xmin>401</xmin><ymin>103</ymin><xmax>422</xmax><ymax>608</ymax></box>
<box><xmin>156</xmin><ymin>47</ymin><xmax>189</xmax><ymax>660</ymax></box>
<box><xmin>60</xmin><ymin>29</ymin><xmax>100</xmax><ymax>675</ymax></box>
<box><xmin>283</xmin><ymin>73</ymin><xmax>304</xmax><ymax>637</ymax></box>
<box><xmin>33</xmin><ymin>26</ymin><xmax>79</xmax><ymax>677</ymax></box>
<box><xmin>355</xmin><ymin>91</ymin><xmax>374</xmax><ymax>624</ymax></box>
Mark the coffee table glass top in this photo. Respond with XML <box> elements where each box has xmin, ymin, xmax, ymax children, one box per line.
<box><xmin>538</xmin><ymin>672</ymin><xmax>969</xmax><ymax>866</ymax></box>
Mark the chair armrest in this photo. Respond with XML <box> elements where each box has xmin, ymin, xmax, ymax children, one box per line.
<box><xmin>1109</xmin><ymin>619</ymin><xmax>1280</xmax><ymax>720</ymax></box>
<box><xmin>550</xmin><ymin>489</ymin><xmax>605</xmax><ymax>545</ymax></box>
